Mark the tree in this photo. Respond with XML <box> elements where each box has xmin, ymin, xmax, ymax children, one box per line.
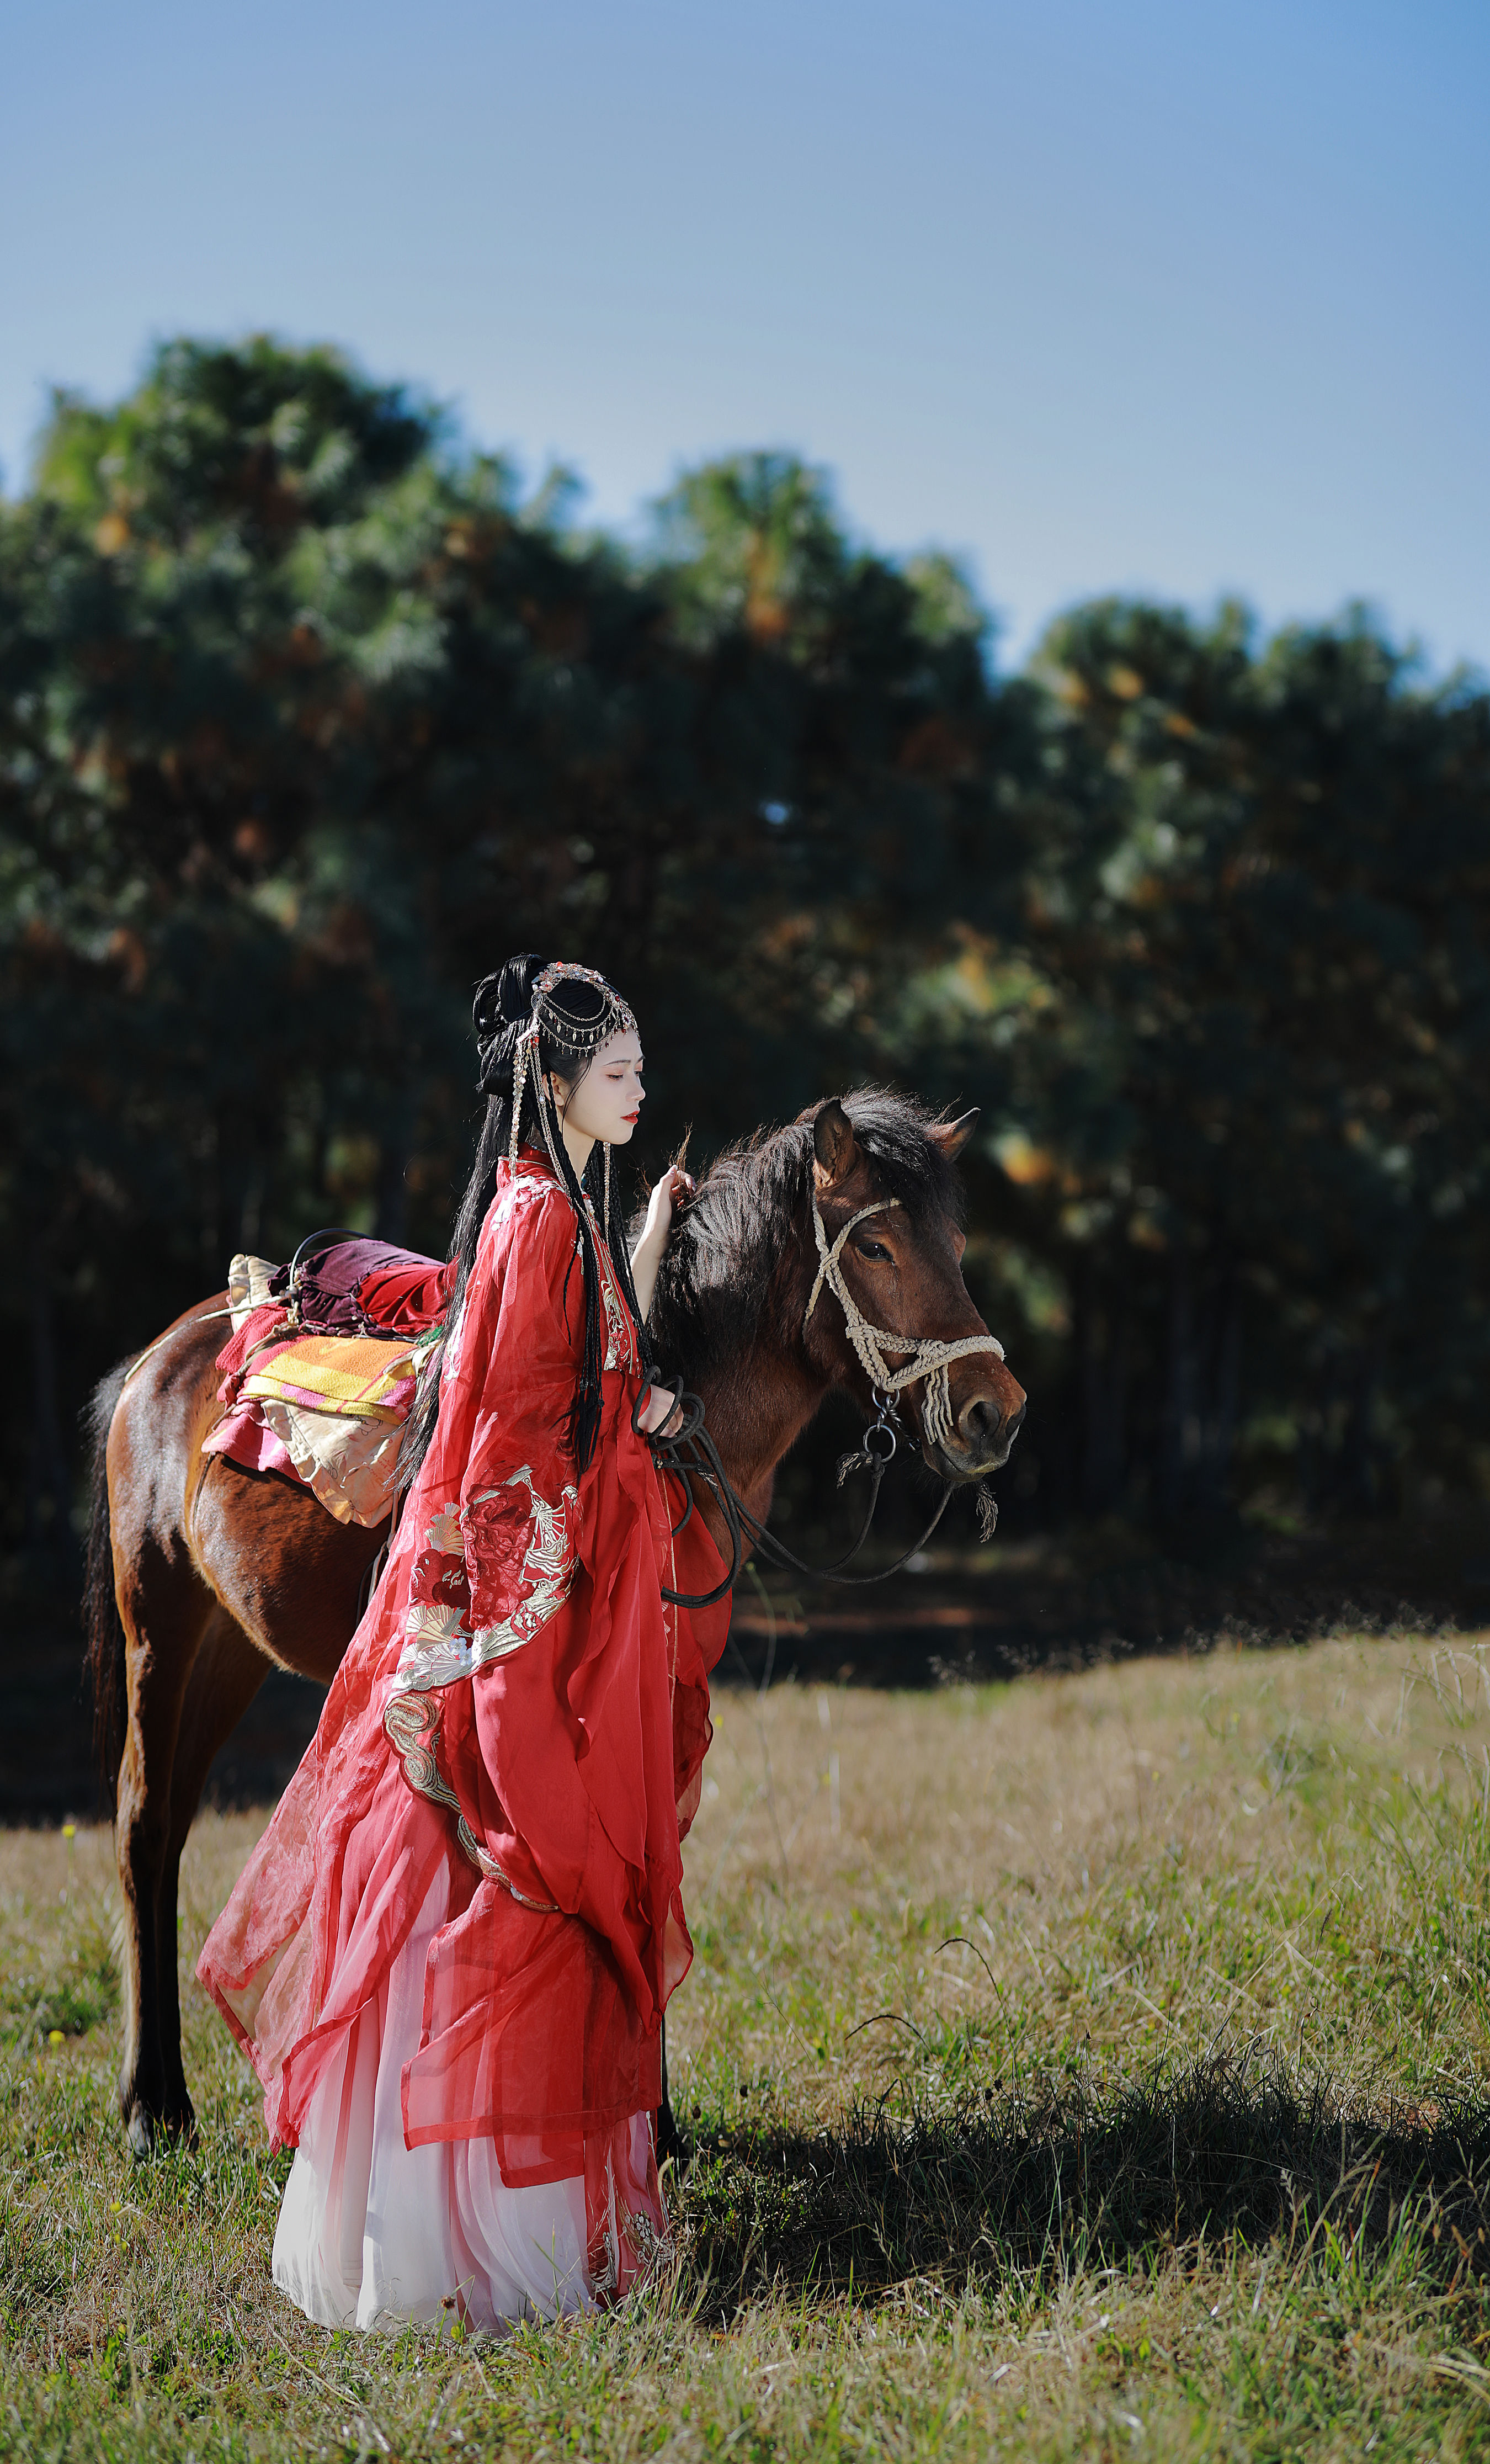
<box><xmin>4</xmin><ymin>339</ymin><xmax>1489</xmax><ymax>1584</ymax></box>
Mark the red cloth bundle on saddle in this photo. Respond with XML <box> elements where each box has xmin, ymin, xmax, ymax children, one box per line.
<box><xmin>276</xmin><ymin>1240</ymin><xmax>450</xmax><ymax>1336</ymax></box>
<box><xmin>203</xmin><ymin>1240</ymin><xmax>453</xmax><ymax>1526</ymax></box>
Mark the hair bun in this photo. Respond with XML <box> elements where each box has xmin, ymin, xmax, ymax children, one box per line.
<box><xmin>472</xmin><ymin>953</ymin><xmax>546</xmax><ymax>1091</ymax></box>
<box><xmin>496</xmin><ymin>953</ymin><xmax>546</xmax><ymax>1024</ymax></box>
<box><xmin>473</xmin><ymin>954</ymin><xmax>544</xmax><ymax>1042</ymax></box>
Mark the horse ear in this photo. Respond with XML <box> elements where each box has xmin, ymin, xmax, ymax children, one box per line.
<box><xmin>932</xmin><ymin>1108</ymin><xmax>980</xmax><ymax>1160</ymax></box>
<box><xmin>812</xmin><ymin>1098</ymin><xmax>858</xmax><ymax>1188</ymax></box>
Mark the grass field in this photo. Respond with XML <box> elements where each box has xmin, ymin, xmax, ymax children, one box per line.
<box><xmin>7</xmin><ymin>1629</ymin><xmax>1490</xmax><ymax>2458</ymax></box>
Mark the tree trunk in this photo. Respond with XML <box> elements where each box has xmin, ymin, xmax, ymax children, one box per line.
<box><xmin>1200</xmin><ymin>1264</ymin><xmax>1241</xmax><ymax>1511</ymax></box>
<box><xmin>1078</xmin><ymin>1267</ymin><xmax>1128</xmax><ymax>1515</ymax></box>
<box><xmin>26</xmin><ymin>1222</ymin><xmax>74</xmax><ymax>1562</ymax></box>
<box><xmin>1158</xmin><ymin>1249</ymin><xmax>1198</xmax><ymax>1521</ymax></box>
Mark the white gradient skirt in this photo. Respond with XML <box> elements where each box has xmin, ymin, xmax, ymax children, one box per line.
<box><xmin>271</xmin><ymin>1864</ymin><xmax>651</xmax><ymax>2334</ymax></box>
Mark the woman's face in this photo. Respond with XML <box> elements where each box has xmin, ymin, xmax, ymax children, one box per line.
<box><xmin>550</xmin><ymin>1028</ymin><xmax>645</xmax><ymax>1147</ymax></box>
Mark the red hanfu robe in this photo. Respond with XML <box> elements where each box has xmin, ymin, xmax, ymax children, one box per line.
<box><xmin>197</xmin><ymin>1153</ymin><xmax>730</xmax><ymax>2311</ymax></box>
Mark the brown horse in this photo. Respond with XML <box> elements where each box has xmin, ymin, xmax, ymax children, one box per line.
<box><xmin>85</xmin><ymin>1092</ymin><xmax>1026</xmax><ymax>2153</ymax></box>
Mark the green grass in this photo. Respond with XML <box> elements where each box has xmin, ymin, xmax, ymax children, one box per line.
<box><xmin>7</xmin><ymin>1632</ymin><xmax>1490</xmax><ymax>2457</ymax></box>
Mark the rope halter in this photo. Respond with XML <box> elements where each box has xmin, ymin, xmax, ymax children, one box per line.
<box><xmin>803</xmin><ymin>1194</ymin><xmax>1005</xmax><ymax>1456</ymax></box>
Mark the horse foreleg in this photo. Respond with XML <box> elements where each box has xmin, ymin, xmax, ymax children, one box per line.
<box><xmin>156</xmin><ymin>1606</ymin><xmax>274</xmax><ymax>2139</ymax></box>
<box><xmin>113</xmin><ymin>1541</ymin><xmax>216</xmax><ymax>2155</ymax></box>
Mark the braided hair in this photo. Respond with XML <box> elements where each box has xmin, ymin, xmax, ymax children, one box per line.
<box><xmin>398</xmin><ymin>954</ymin><xmax>651</xmax><ymax>1491</ymax></box>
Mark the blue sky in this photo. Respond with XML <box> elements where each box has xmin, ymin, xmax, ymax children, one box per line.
<box><xmin>2</xmin><ymin>0</ymin><xmax>1485</xmax><ymax>672</ymax></box>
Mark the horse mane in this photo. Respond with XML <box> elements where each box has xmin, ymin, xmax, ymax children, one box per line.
<box><xmin>647</xmin><ymin>1085</ymin><xmax>963</xmax><ymax>1384</ymax></box>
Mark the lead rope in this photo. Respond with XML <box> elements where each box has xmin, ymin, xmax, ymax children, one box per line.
<box><xmin>637</xmin><ymin>1378</ymin><xmax>957</xmax><ymax>1606</ymax></box>
<box><xmin>803</xmin><ymin>1195</ymin><xmax>1005</xmax><ymax>1454</ymax></box>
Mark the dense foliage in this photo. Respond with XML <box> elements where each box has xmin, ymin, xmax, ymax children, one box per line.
<box><xmin>3</xmin><ymin>337</ymin><xmax>1487</xmax><ymax>1573</ymax></box>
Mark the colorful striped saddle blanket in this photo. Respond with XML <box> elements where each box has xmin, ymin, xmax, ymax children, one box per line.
<box><xmin>202</xmin><ymin>1245</ymin><xmax>447</xmax><ymax>1527</ymax></box>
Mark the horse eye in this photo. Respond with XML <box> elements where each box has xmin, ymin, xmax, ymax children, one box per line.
<box><xmin>856</xmin><ymin>1239</ymin><xmax>891</xmax><ymax>1262</ymax></box>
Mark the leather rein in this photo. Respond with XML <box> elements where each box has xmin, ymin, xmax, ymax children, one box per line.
<box><xmin>638</xmin><ymin>1189</ymin><xmax>1005</xmax><ymax>1611</ymax></box>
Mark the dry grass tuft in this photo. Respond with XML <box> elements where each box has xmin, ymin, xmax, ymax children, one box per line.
<box><xmin>7</xmin><ymin>1631</ymin><xmax>1490</xmax><ymax>2457</ymax></box>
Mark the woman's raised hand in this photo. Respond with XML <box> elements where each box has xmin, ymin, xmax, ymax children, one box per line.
<box><xmin>640</xmin><ymin>1164</ymin><xmax>691</xmax><ymax>1255</ymax></box>
<box><xmin>629</xmin><ymin>1164</ymin><xmax>694</xmax><ymax>1324</ymax></box>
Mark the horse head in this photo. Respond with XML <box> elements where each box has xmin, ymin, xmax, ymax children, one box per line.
<box><xmin>799</xmin><ymin>1094</ymin><xmax>1026</xmax><ymax>1483</ymax></box>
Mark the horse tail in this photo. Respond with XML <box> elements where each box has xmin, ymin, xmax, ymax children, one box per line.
<box><xmin>82</xmin><ymin>1361</ymin><xmax>131</xmax><ymax>1813</ymax></box>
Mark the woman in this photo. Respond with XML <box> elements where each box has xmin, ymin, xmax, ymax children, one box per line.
<box><xmin>197</xmin><ymin>954</ymin><xmax>725</xmax><ymax>2332</ymax></box>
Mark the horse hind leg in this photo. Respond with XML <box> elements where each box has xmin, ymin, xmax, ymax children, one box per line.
<box><xmin>155</xmin><ymin>1607</ymin><xmax>273</xmax><ymax>2138</ymax></box>
<box><xmin>112</xmin><ymin>1532</ymin><xmax>217</xmax><ymax>2155</ymax></box>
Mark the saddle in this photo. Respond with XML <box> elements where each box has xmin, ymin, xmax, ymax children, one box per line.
<box><xmin>202</xmin><ymin>1237</ymin><xmax>449</xmax><ymax>1527</ymax></box>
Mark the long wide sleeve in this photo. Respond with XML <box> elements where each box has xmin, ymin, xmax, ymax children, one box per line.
<box><xmin>383</xmin><ymin>1181</ymin><xmax>586</xmax><ymax>1744</ymax></box>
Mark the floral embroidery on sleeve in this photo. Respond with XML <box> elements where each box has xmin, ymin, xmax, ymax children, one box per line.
<box><xmin>464</xmin><ymin>1468</ymin><xmax>581</xmax><ymax>1664</ymax></box>
<box><xmin>402</xmin><ymin>1500</ymin><xmax>471</xmax><ymax>1653</ymax></box>
<box><xmin>383</xmin><ymin>1467</ymin><xmax>581</xmax><ymax>1775</ymax></box>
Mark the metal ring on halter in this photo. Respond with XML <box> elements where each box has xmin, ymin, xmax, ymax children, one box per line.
<box><xmin>863</xmin><ymin>1418</ymin><xmax>897</xmax><ymax>1467</ymax></box>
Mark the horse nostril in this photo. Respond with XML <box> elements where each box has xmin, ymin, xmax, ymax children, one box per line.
<box><xmin>957</xmin><ymin>1396</ymin><xmax>1002</xmax><ymax>1447</ymax></box>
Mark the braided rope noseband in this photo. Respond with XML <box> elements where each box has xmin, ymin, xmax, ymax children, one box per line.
<box><xmin>803</xmin><ymin>1194</ymin><xmax>1005</xmax><ymax>1454</ymax></box>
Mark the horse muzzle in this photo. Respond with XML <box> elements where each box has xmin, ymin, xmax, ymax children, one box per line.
<box><xmin>924</xmin><ymin>1392</ymin><xmax>1026</xmax><ymax>1482</ymax></box>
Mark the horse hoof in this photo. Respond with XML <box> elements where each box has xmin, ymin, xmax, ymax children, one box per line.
<box><xmin>124</xmin><ymin>2096</ymin><xmax>196</xmax><ymax>2154</ymax></box>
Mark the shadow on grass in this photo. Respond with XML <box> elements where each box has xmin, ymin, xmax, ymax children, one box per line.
<box><xmin>677</xmin><ymin>2053</ymin><xmax>1490</xmax><ymax>2305</ymax></box>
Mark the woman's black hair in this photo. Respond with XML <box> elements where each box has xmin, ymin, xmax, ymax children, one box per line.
<box><xmin>397</xmin><ymin>953</ymin><xmax>651</xmax><ymax>1490</ymax></box>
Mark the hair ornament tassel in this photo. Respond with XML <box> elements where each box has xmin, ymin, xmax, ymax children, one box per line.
<box><xmin>535</xmin><ymin>1059</ymin><xmax>570</xmax><ymax>1188</ymax></box>
<box><xmin>508</xmin><ymin>1026</ymin><xmax>542</xmax><ymax>1172</ymax></box>
<box><xmin>507</xmin><ymin>1038</ymin><xmax>528</xmax><ymax>1171</ymax></box>
<box><xmin>603</xmin><ymin>1140</ymin><xmax>612</xmax><ymax>1246</ymax></box>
